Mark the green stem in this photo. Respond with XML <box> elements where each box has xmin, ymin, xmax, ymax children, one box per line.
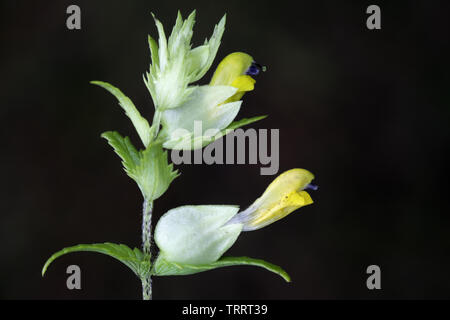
<box><xmin>142</xmin><ymin>198</ymin><xmax>153</xmax><ymax>300</ymax></box>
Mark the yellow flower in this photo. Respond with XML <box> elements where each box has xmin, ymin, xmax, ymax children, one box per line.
<box><xmin>159</xmin><ymin>51</ymin><xmax>267</xmax><ymax>150</ymax></box>
<box><xmin>228</xmin><ymin>169</ymin><xmax>316</xmax><ymax>231</ymax></box>
<box><xmin>210</xmin><ymin>52</ymin><xmax>265</xmax><ymax>103</ymax></box>
<box><xmin>154</xmin><ymin>169</ymin><xmax>316</xmax><ymax>265</ymax></box>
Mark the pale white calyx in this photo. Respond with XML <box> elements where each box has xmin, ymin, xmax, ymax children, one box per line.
<box><xmin>154</xmin><ymin>205</ymin><xmax>243</xmax><ymax>265</ymax></box>
<box><xmin>159</xmin><ymin>85</ymin><xmax>242</xmax><ymax>150</ymax></box>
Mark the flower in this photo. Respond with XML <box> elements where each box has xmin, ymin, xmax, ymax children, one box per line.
<box><xmin>154</xmin><ymin>169</ymin><xmax>316</xmax><ymax>265</ymax></box>
<box><xmin>210</xmin><ymin>52</ymin><xmax>261</xmax><ymax>103</ymax></box>
<box><xmin>159</xmin><ymin>52</ymin><xmax>266</xmax><ymax>150</ymax></box>
<box><xmin>227</xmin><ymin>168</ymin><xmax>315</xmax><ymax>231</ymax></box>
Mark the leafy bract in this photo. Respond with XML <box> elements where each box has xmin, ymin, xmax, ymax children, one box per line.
<box><xmin>144</xmin><ymin>11</ymin><xmax>226</xmax><ymax>110</ymax></box>
<box><xmin>152</xmin><ymin>255</ymin><xmax>291</xmax><ymax>282</ymax></box>
<box><xmin>91</xmin><ymin>81</ymin><xmax>152</xmax><ymax>147</ymax></box>
<box><xmin>102</xmin><ymin>131</ymin><xmax>178</xmax><ymax>201</ymax></box>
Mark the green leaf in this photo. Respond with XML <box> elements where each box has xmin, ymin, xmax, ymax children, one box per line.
<box><xmin>227</xmin><ymin>115</ymin><xmax>268</xmax><ymax>130</ymax></box>
<box><xmin>133</xmin><ymin>142</ymin><xmax>179</xmax><ymax>201</ymax></box>
<box><xmin>91</xmin><ymin>81</ymin><xmax>151</xmax><ymax>147</ymax></box>
<box><xmin>102</xmin><ymin>131</ymin><xmax>178</xmax><ymax>201</ymax></box>
<box><xmin>42</xmin><ymin>243</ymin><xmax>150</xmax><ymax>278</ymax></box>
<box><xmin>148</xmin><ymin>35</ymin><xmax>159</xmax><ymax>69</ymax></box>
<box><xmin>101</xmin><ymin>131</ymin><xmax>140</xmax><ymax>177</ymax></box>
<box><xmin>152</xmin><ymin>255</ymin><xmax>291</xmax><ymax>282</ymax></box>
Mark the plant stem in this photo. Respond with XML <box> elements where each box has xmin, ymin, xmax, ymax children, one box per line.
<box><xmin>142</xmin><ymin>198</ymin><xmax>153</xmax><ymax>300</ymax></box>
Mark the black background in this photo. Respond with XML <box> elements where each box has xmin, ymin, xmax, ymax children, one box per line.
<box><xmin>1</xmin><ymin>0</ymin><xmax>449</xmax><ymax>299</ymax></box>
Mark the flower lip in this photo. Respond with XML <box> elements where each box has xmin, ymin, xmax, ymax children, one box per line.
<box><xmin>226</xmin><ymin>169</ymin><xmax>315</xmax><ymax>232</ymax></box>
<box><xmin>245</xmin><ymin>62</ymin><xmax>266</xmax><ymax>76</ymax></box>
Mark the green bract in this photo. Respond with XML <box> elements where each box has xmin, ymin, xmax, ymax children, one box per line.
<box><xmin>144</xmin><ymin>11</ymin><xmax>225</xmax><ymax>110</ymax></box>
<box><xmin>91</xmin><ymin>81</ymin><xmax>152</xmax><ymax>147</ymax></box>
<box><xmin>101</xmin><ymin>131</ymin><xmax>178</xmax><ymax>201</ymax></box>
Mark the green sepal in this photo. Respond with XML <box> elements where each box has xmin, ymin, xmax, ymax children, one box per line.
<box><xmin>91</xmin><ymin>81</ymin><xmax>152</xmax><ymax>147</ymax></box>
<box><xmin>152</xmin><ymin>254</ymin><xmax>291</xmax><ymax>282</ymax></box>
<box><xmin>42</xmin><ymin>243</ymin><xmax>151</xmax><ymax>278</ymax></box>
<box><xmin>102</xmin><ymin>131</ymin><xmax>179</xmax><ymax>201</ymax></box>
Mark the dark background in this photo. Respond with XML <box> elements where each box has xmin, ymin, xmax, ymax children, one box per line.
<box><xmin>1</xmin><ymin>0</ymin><xmax>449</xmax><ymax>299</ymax></box>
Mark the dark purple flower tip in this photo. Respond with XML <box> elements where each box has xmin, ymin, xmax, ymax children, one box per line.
<box><xmin>305</xmin><ymin>183</ymin><xmax>319</xmax><ymax>191</ymax></box>
<box><xmin>245</xmin><ymin>62</ymin><xmax>265</xmax><ymax>76</ymax></box>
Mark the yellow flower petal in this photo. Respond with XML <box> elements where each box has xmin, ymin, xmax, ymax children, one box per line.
<box><xmin>231</xmin><ymin>75</ymin><xmax>256</xmax><ymax>92</ymax></box>
<box><xmin>259</xmin><ymin>169</ymin><xmax>314</xmax><ymax>205</ymax></box>
<box><xmin>248</xmin><ymin>190</ymin><xmax>313</xmax><ymax>228</ymax></box>
<box><xmin>223</xmin><ymin>75</ymin><xmax>256</xmax><ymax>103</ymax></box>
<box><xmin>229</xmin><ymin>169</ymin><xmax>315</xmax><ymax>231</ymax></box>
<box><xmin>210</xmin><ymin>52</ymin><xmax>254</xmax><ymax>87</ymax></box>
<box><xmin>210</xmin><ymin>52</ymin><xmax>256</xmax><ymax>104</ymax></box>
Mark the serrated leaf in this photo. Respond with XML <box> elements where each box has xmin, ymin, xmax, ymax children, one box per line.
<box><xmin>101</xmin><ymin>131</ymin><xmax>140</xmax><ymax>176</ymax></box>
<box><xmin>101</xmin><ymin>131</ymin><xmax>178</xmax><ymax>201</ymax></box>
<box><xmin>42</xmin><ymin>243</ymin><xmax>150</xmax><ymax>278</ymax></box>
<box><xmin>91</xmin><ymin>81</ymin><xmax>151</xmax><ymax>147</ymax></box>
<box><xmin>133</xmin><ymin>142</ymin><xmax>179</xmax><ymax>201</ymax></box>
<box><xmin>152</xmin><ymin>255</ymin><xmax>290</xmax><ymax>282</ymax></box>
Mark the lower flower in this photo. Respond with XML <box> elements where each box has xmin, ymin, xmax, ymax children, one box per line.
<box><xmin>154</xmin><ymin>168</ymin><xmax>316</xmax><ymax>265</ymax></box>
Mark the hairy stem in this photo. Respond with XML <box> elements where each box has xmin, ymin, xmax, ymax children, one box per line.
<box><xmin>142</xmin><ymin>198</ymin><xmax>153</xmax><ymax>300</ymax></box>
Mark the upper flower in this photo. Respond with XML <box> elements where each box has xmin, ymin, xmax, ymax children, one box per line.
<box><xmin>210</xmin><ymin>52</ymin><xmax>264</xmax><ymax>103</ymax></box>
<box><xmin>159</xmin><ymin>52</ymin><xmax>265</xmax><ymax>150</ymax></box>
<box><xmin>93</xmin><ymin>11</ymin><xmax>266</xmax><ymax>151</ymax></box>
